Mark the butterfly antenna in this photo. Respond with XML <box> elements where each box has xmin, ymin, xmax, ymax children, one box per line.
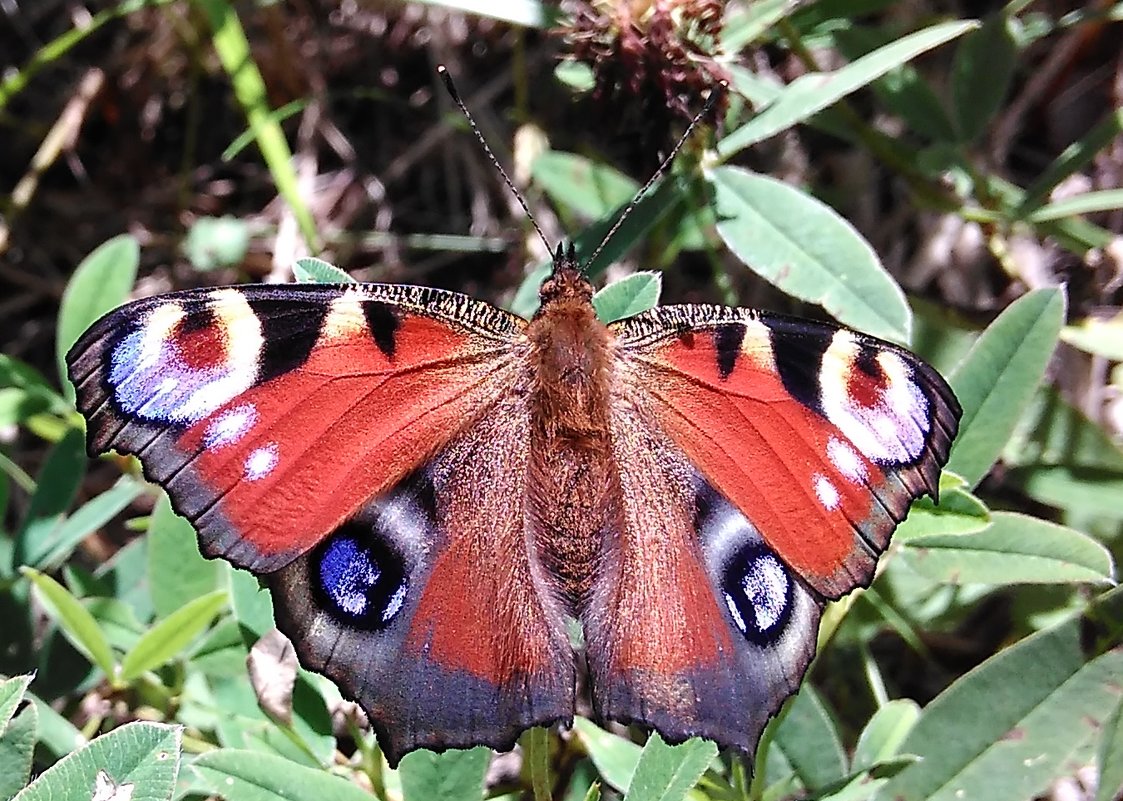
<box><xmin>437</xmin><ymin>65</ymin><xmax>554</xmax><ymax>260</ymax></box>
<box><xmin>582</xmin><ymin>82</ymin><xmax>727</xmax><ymax>274</ymax></box>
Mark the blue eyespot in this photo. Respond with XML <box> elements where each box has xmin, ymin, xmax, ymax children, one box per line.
<box><xmin>721</xmin><ymin>544</ymin><xmax>793</xmax><ymax>645</ymax></box>
<box><xmin>313</xmin><ymin>524</ymin><xmax>407</xmax><ymax>628</ymax></box>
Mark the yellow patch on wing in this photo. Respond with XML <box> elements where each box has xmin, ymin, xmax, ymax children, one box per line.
<box><xmin>322</xmin><ymin>289</ymin><xmax>372</xmax><ymax>340</ymax></box>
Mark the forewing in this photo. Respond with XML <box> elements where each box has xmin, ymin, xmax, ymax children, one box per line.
<box><xmin>66</xmin><ymin>283</ymin><xmax>525</xmax><ymax>572</ymax></box>
<box><xmin>270</xmin><ymin>394</ymin><xmax>574</xmax><ymax>765</ymax></box>
<box><xmin>612</xmin><ymin>305</ymin><xmax>960</xmax><ymax>598</ymax></box>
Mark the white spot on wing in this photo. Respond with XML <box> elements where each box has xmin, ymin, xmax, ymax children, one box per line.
<box><xmin>725</xmin><ymin>593</ymin><xmax>747</xmax><ymax>632</ymax></box>
<box><xmin>204</xmin><ymin>403</ymin><xmax>258</xmax><ymax>448</ymax></box>
<box><xmin>741</xmin><ymin>554</ymin><xmax>789</xmax><ymax>632</ymax></box>
<box><xmin>244</xmin><ymin>443</ymin><xmax>279</xmax><ymax>481</ymax></box>
<box><xmin>813</xmin><ymin>473</ymin><xmax>841</xmax><ymax>511</ymax></box>
<box><xmin>827</xmin><ymin>436</ymin><xmax>867</xmax><ymax>482</ymax></box>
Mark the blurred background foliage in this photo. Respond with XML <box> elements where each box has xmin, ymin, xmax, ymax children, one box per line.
<box><xmin>1</xmin><ymin>0</ymin><xmax>1122</xmax><ymax>799</ymax></box>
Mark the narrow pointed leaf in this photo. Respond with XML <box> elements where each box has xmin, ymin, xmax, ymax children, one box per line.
<box><xmin>14</xmin><ymin>427</ymin><xmax>86</xmax><ymax>570</ymax></box>
<box><xmin>22</xmin><ymin>567</ymin><xmax>116</xmax><ymax>680</ymax></box>
<box><xmin>719</xmin><ymin>21</ymin><xmax>976</xmax><ymax>153</ymax></box>
<box><xmin>947</xmin><ymin>288</ymin><xmax>1066</xmax><ymax>487</ymax></box>
<box><xmin>120</xmin><ymin>590</ymin><xmax>228</xmax><ymax>682</ymax></box>
<box><xmin>773</xmin><ymin>686</ymin><xmax>847</xmax><ymax>792</ymax></box>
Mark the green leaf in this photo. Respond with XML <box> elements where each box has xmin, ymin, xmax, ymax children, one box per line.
<box><xmin>228</xmin><ymin>563</ymin><xmax>275</xmax><ymax>641</ymax></box>
<box><xmin>709</xmin><ymin>165</ymin><xmax>910</xmax><ymax>342</ymax></box>
<box><xmin>555</xmin><ymin>59</ymin><xmax>596</xmax><ymax>92</ymax></box>
<box><xmin>722</xmin><ymin>0</ymin><xmax>794</xmax><ymax>50</ymax></box>
<box><xmin>0</xmin><ymin>675</ymin><xmax>32</xmax><ymax>737</ymax></box>
<box><xmin>196</xmin><ymin>0</ymin><xmax>319</xmax><ymax>250</ymax></box>
<box><xmin>719</xmin><ymin>20</ymin><xmax>977</xmax><ymax>154</ymax></box>
<box><xmin>147</xmin><ymin>494</ymin><xmax>219</xmax><ymax>619</ymax></box>
<box><xmin>1059</xmin><ymin>314</ymin><xmax>1123</xmax><ymax>361</ymax></box>
<box><xmin>951</xmin><ymin>14</ymin><xmax>1018</xmax><ymax>142</ymax></box>
<box><xmin>400</xmin><ymin>746</ymin><xmax>490</xmax><ymax>801</ymax></box>
<box><xmin>1016</xmin><ymin>109</ymin><xmax>1123</xmax><ymax>214</ymax></box>
<box><xmin>592</xmin><ymin>272</ymin><xmax>662</xmax><ymax>323</ymax></box>
<box><xmin>32</xmin><ymin>477</ymin><xmax>145</xmax><ymax>573</ymax></box>
<box><xmin>292</xmin><ymin>257</ymin><xmax>355</xmax><ymax>284</ymax></box>
<box><xmin>831</xmin><ymin>25</ymin><xmax>958</xmax><ymax>144</ymax></box>
<box><xmin>521</xmin><ymin>727</ymin><xmax>551</xmax><ymax>801</ymax></box>
<box><xmin>897</xmin><ymin>511</ymin><xmax>1115</xmax><ymax>585</ymax></box>
<box><xmin>13</xmin><ymin>427</ymin><xmax>87</xmax><ymax>571</ymax></box>
<box><xmin>21</xmin><ymin>567</ymin><xmax>116</xmax><ymax>681</ymax></box>
<box><xmin>1096</xmin><ymin>698</ymin><xmax>1123</xmax><ymax>801</ymax></box>
<box><xmin>852</xmin><ymin>699</ymin><xmax>920</xmax><ymax>773</ymax></box>
<box><xmin>1009</xmin><ymin>466</ymin><xmax>1123</xmax><ymax>519</ymax></box>
<box><xmin>224</xmin><ymin>99</ymin><xmax>309</xmax><ymax>160</ymax></box>
<box><xmin>182</xmin><ymin>215</ymin><xmax>251</xmax><ymax>271</ymax></box>
<box><xmin>0</xmin><ymin>388</ymin><xmax>52</xmax><ymax>429</ymax></box>
<box><xmin>893</xmin><ymin>485</ymin><xmax>990</xmax><ymax>540</ymax></box>
<box><xmin>947</xmin><ymin>288</ymin><xmax>1066</xmax><ymax>488</ymax></box>
<box><xmin>773</xmin><ymin>685</ymin><xmax>847</xmax><ymax>792</ymax></box>
<box><xmin>55</xmin><ymin>234</ymin><xmax>139</xmax><ymax>399</ymax></box>
<box><xmin>120</xmin><ymin>590</ymin><xmax>228</xmax><ymax>682</ymax></box>
<box><xmin>193</xmin><ymin>748</ymin><xmax>377</xmax><ymax>800</ymax></box>
<box><xmin>1026</xmin><ymin>188</ymin><xmax>1123</xmax><ymax>222</ymax></box>
<box><xmin>623</xmin><ymin>732</ymin><xmax>716</xmax><ymax>801</ymax></box>
<box><xmin>27</xmin><ymin>690</ymin><xmax>85</xmax><ymax>760</ymax></box>
<box><xmin>0</xmin><ymin>703</ymin><xmax>36</xmax><ymax>801</ymax></box>
<box><xmin>573</xmin><ymin>717</ymin><xmax>642</xmax><ymax>794</ymax></box>
<box><xmin>1003</xmin><ymin>387</ymin><xmax>1123</xmax><ymax>472</ymax></box>
<box><xmin>533</xmin><ymin>151</ymin><xmax>640</xmax><ymax>218</ymax></box>
<box><xmin>882</xmin><ymin>586</ymin><xmax>1123</xmax><ymax>801</ymax></box>
<box><xmin>12</xmin><ymin>720</ymin><xmax>180</xmax><ymax>801</ymax></box>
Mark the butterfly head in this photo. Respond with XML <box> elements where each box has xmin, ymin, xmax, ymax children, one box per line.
<box><xmin>538</xmin><ymin>242</ymin><xmax>593</xmax><ymax>311</ymax></box>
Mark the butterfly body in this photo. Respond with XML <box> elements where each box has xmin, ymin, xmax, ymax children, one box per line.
<box><xmin>67</xmin><ymin>251</ymin><xmax>960</xmax><ymax>765</ymax></box>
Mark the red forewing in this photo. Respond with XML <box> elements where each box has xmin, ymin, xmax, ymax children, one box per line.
<box><xmin>66</xmin><ymin>284</ymin><xmax>524</xmax><ymax>572</ymax></box>
<box><xmin>613</xmin><ymin>305</ymin><xmax>960</xmax><ymax>599</ymax></box>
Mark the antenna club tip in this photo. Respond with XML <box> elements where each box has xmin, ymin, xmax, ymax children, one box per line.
<box><xmin>438</xmin><ymin>66</ymin><xmax>462</xmax><ymax>103</ymax></box>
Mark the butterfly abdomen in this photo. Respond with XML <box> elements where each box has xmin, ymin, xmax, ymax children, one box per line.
<box><xmin>526</xmin><ymin>269</ymin><xmax>618</xmax><ymax>604</ymax></box>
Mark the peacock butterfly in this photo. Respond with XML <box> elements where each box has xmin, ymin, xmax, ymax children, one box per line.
<box><xmin>65</xmin><ymin>74</ymin><xmax>960</xmax><ymax>767</ymax></box>
<box><xmin>66</xmin><ymin>244</ymin><xmax>959</xmax><ymax>765</ymax></box>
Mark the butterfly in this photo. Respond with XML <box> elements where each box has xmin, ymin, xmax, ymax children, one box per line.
<box><xmin>66</xmin><ymin>244</ymin><xmax>960</xmax><ymax>766</ymax></box>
